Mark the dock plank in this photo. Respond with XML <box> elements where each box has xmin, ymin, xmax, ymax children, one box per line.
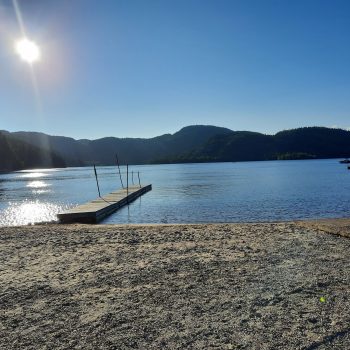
<box><xmin>57</xmin><ymin>185</ymin><xmax>152</xmax><ymax>223</ymax></box>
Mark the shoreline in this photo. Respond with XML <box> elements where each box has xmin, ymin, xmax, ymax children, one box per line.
<box><xmin>1</xmin><ymin>220</ymin><xmax>350</xmax><ymax>349</ymax></box>
<box><xmin>25</xmin><ymin>217</ymin><xmax>350</xmax><ymax>240</ymax></box>
<box><xmin>19</xmin><ymin>215</ymin><xmax>350</xmax><ymax>228</ymax></box>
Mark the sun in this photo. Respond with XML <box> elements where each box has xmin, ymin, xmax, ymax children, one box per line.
<box><xmin>15</xmin><ymin>38</ymin><xmax>41</xmax><ymax>64</ymax></box>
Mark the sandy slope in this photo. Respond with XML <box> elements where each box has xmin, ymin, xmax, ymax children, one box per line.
<box><xmin>1</xmin><ymin>221</ymin><xmax>350</xmax><ymax>349</ymax></box>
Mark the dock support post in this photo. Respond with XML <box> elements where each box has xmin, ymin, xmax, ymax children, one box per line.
<box><xmin>115</xmin><ymin>153</ymin><xmax>124</xmax><ymax>188</ymax></box>
<box><xmin>126</xmin><ymin>164</ymin><xmax>129</xmax><ymax>201</ymax></box>
<box><xmin>93</xmin><ymin>165</ymin><xmax>101</xmax><ymax>197</ymax></box>
<box><xmin>138</xmin><ymin>171</ymin><xmax>141</xmax><ymax>188</ymax></box>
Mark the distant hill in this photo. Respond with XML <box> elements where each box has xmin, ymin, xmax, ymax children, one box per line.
<box><xmin>9</xmin><ymin>125</ymin><xmax>232</xmax><ymax>166</ymax></box>
<box><xmin>168</xmin><ymin>127</ymin><xmax>350</xmax><ymax>163</ymax></box>
<box><xmin>0</xmin><ymin>131</ymin><xmax>66</xmax><ymax>172</ymax></box>
<box><xmin>274</xmin><ymin>127</ymin><xmax>350</xmax><ymax>159</ymax></box>
<box><xmin>2</xmin><ymin>125</ymin><xmax>350</xmax><ymax>171</ymax></box>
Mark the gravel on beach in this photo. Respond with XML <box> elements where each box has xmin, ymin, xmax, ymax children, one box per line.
<box><xmin>1</xmin><ymin>220</ymin><xmax>350</xmax><ymax>349</ymax></box>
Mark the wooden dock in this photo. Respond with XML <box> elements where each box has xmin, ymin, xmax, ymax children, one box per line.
<box><xmin>57</xmin><ymin>184</ymin><xmax>152</xmax><ymax>223</ymax></box>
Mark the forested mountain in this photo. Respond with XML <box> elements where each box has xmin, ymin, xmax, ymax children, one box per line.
<box><xmin>274</xmin><ymin>127</ymin><xmax>350</xmax><ymax>159</ymax></box>
<box><xmin>9</xmin><ymin>125</ymin><xmax>232</xmax><ymax>166</ymax></box>
<box><xmin>1</xmin><ymin>126</ymin><xmax>350</xmax><ymax>171</ymax></box>
<box><xmin>0</xmin><ymin>131</ymin><xmax>66</xmax><ymax>172</ymax></box>
<box><xmin>169</xmin><ymin>127</ymin><xmax>350</xmax><ymax>163</ymax></box>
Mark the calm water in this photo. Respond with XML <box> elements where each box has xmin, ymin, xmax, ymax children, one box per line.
<box><xmin>0</xmin><ymin>160</ymin><xmax>349</xmax><ymax>226</ymax></box>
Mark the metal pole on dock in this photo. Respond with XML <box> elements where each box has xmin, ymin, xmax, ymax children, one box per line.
<box><xmin>131</xmin><ymin>171</ymin><xmax>135</xmax><ymax>185</ymax></box>
<box><xmin>115</xmin><ymin>153</ymin><xmax>124</xmax><ymax>188</ymax></box>
<box><xmin>126</xmin><ymin>164</ymin><xmax>129</xmax><ymax>199</ymax></box>
<box><xmin>138</xmin><ymin>171</ymin><xmax>141</xmax><ymax>188</ymax></box>
<box><xmin>93</xmin><ymin>165</ymin><xmax>101</xmax><ymax>197</ymax></box>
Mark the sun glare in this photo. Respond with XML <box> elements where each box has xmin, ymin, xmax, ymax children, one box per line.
<box><xmin>15</xmin><ymin>38</ymin><xmax>40</xmax><ymax>64</ymax></box>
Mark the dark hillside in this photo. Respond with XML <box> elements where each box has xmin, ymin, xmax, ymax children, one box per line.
<box><xmin>191</xmin><ymin>132</ymin><xmax>275</xmax><ymax>162</ymax></box>
<box><xmin>177</xmin><ymin>127</ymin><xmax>350</xmax><ymax>162</ymax></box>
<box><xmin>10</xmin><ymin>125</ymin><xmax>233</xmax><ymax>166</ymax></box>
<box><xmin>274</xmin><ymin>127</ymin><xmax>350</xmax><ymax>158</ymax></box>
<box><xmin>0</xmin><ymin>132</ymin><xmax>66</xmax><ymax>172</ymax></box>
<box><xmin>5</xmin><ymin>126</ymin><xmax>350</xmax><ymax>169</ymax></box>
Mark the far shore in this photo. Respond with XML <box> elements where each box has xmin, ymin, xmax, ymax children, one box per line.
<box><xmin>1</xmin><ymin>219</ymin><xmax>350</xmax><ymax>349</ymax></box>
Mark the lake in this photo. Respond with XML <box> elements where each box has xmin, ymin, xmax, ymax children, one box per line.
<box><xmin>0</xmin><ymin>159</ymin><xmax>349</xmax><ymax>226</ymax></box>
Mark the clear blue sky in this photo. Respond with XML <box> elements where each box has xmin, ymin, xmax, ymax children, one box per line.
<box><xmin>1</xmin><ymin>0</ymin><xmax>350</xmax><ymax>139</ymax></box>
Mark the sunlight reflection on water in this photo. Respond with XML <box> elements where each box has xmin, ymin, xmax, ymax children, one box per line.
<box><xmin>32</xmin><ymin>190</ymin><xmax>51</xmax><ymax>195</ymax></box>
<box><xmin>27</xmin><ymin>181</ymin><xmax>49</xmax><ymax>188</ymax></box>
<box><xmin>19</xmin><ymin>168</ymin><xmax>59</xmax><ymax>173</ymax></box>
<box><xmin>0</xmin><ymin>201</ymin><xmax>69</xmax><ymax>226</ymax></box>
<box><xmin>20</xmin><ymin>172</ymin><xmax>48</xmax><ymax>178</ymax></box>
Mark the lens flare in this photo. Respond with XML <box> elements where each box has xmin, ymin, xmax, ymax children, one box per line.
<box><xmin>15</xmin><ymin>38</ymin><xmax>40</xmax><ymax>64</ymax></box>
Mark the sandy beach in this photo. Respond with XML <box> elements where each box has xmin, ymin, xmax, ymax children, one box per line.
<box><xmin>1</xmin><ymin>220</ymin><xmax>350</xmax><ymax>349</ymax></box>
